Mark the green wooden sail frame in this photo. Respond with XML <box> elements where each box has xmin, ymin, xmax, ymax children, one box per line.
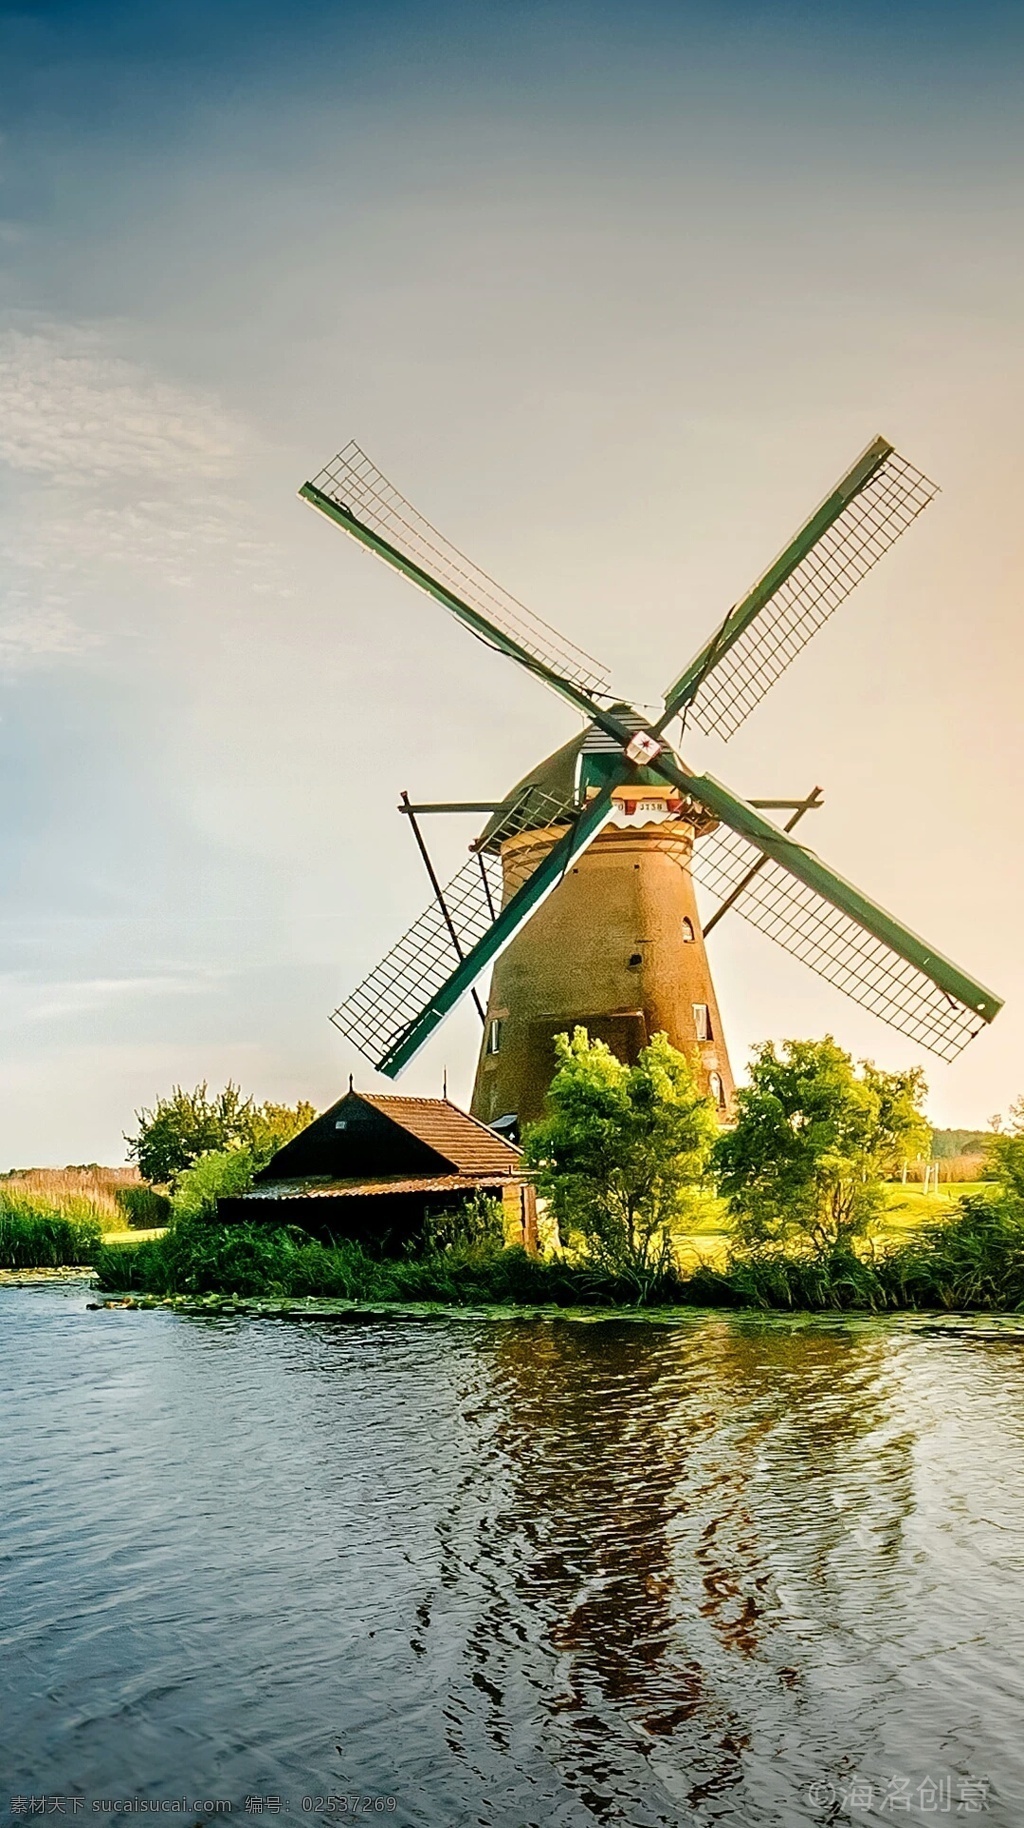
<box><xmin>659</xmin><ymin>439</ymin><xmax>939</xmax><ymax>739</ymax></box>
<box><xmin>302</xmin><ymin>434</ymin><xmax>1002</xmax><ymax>1072</ymax></box>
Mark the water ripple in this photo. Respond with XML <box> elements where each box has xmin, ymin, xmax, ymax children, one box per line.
<box><xmin>1</xmin><ymin>1293</ymin><xmax>1023</xmax><ymax>1826</ymax></box>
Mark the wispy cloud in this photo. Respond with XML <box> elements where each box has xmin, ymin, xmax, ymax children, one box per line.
<box><xmin>0</xmin><ymin>323</ymin><xmax>240</xmax><ymax>483</ymax></box>
<box><xmin>0</xmin><ymin>319</ymin><xmax>291</xmax><ymax>667</ymax></box>
<box><xmin>0</xmin><ymin>969</ymin><xmax>216</xmax><ymax>1027</ymax></box>
<box><xmin>0</xmin><ymin>491</ymin><xmax>285</xmax><ymax>594</ymax></box>
<box><xmin>0</xmin><ymin>604</ymin><xmax>92</xmax><ymax>668</ymax></box>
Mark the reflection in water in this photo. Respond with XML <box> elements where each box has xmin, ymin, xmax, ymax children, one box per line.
<box><xmin>1</xmin><ymin>1293</ymin><xmax>1024</xmax><ymax>1828</ymax></box>
<box><xmin>444</xmin><ymin>1321</ymin><xmax>912</xmax><ymax>1821</ymax></box>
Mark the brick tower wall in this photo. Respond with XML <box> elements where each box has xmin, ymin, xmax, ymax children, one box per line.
<box><xmin>470</xmin><ymin>818</ymin><xmax>735</xmax><ymax>1129</ymax></box>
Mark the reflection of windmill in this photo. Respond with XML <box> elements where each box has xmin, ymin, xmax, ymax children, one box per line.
<box><xmin>300</xmin><ymin>436</ymin><xmax>1002</xmax><ymax>1127</ymax></box>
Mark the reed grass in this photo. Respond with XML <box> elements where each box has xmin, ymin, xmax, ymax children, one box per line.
<box><xmin>93</xmin><ymin>1223</ymin><xmax>606</xmax><ymax>1305</ymax></box>
<box><xmin>0</xmin><ymin>1194</ymin><xmax>102</xmax><ymax>1268</ymax></box>
<box><xmin>1</xmin><ymin>1167</ymin><xmax>132</xmax><ymax>1231</ymax></box>
<box><xmin>0</xmin><ymin>1165</ymin><xmax>169</xmax><ymax>1238</ymax></box>
<box><xmin>883</xmin><ymin>1192</ymin><xmax>1024</xmax><ymax>1311</ymax></box>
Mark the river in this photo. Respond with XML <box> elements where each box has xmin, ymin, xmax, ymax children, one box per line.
<box><xmin>2</xmin><ymin>1287</ymin><xmax>1023</xmax><ymax>1827</ymax></box>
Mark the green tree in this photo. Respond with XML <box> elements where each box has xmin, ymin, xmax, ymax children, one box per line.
<box><xmin>522</xmin><ymin>1028</ymin><xmax>717</xmax><ymax>1300</ymax></box>
<box><xmin>715</xmin><ymin>1037</ymin><xmax>929</xmax><ymax>1258</ymax></box>
<box><xmin>125</xmin><ymin>1082</ymin><xmax>316</xmax><ymax>1185</ymax></box>
<box><xmin>246</xmin><ymin>1098</ymin><xmax>318</xmax><ymax>1165</ymax></box>
<box><xmin>860</xmin><ymin>1059</ymin><xmax>931</xmax><ymax>1178</ymax></box>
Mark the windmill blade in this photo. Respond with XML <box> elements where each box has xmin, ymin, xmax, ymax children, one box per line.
<box><xmin>673</xmin><ymin>767</ymin><xmax>1001</xmax><ymax>1061</ymax></box>
<box><xmin>301</xmin><ymin>442</ymin><xmax>610</xmax><ymax>708</ymax></box>
<box><xmin>331</xmin><ymin>783</ymin><xmax>618</xmax><ymax>1077</ymax></box>
<box><xmin>661</xmin><ymin>437</ymin><xmax>938</xmax><ymax>739</ymax></box>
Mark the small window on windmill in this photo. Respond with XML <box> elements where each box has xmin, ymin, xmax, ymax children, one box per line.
<box><xmin>487</xmin><ymin>1018</ymin><xmax>504</xmax><ymax>1056</ymax></box>
<box><xmin>709</xmin><ymin>1071</ymin><xmax>725</xmax><ymax>1109</ymax></box>
<box><xmin>693</xmin><ymin>1003</ymin><xmax>712</xmax><ymax>1042</ymax></box>
<box><xmin>682</xmin><ymin>918</ymin><xmax>695</xmax><ymax>943</ymax></box>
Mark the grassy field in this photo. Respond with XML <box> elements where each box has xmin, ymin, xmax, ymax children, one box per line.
<box><xmin>882</xmin><ymin>1180</ymin><xmax>986</xmax><ymax>1226</ymax></box>
<box><xmin>670</xmin><ymin>1181</ymin><xmax>988</xmax><ymax>1272</ymax></box>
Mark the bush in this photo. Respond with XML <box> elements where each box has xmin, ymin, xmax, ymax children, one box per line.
<box><xmin>170</xmin><ymin>1149</ymin><xmax>257</xmax><ymax>1225</ymax></box>
<box><xmin>423</xmin><ymin>1193</ymin><xmax>506</xmax><ymax>1254</ymax></box>
<box><xmin>114</xmin><ymin>1184</ymin><xmax>172</xmax><ymax>1229</ymax></box>
<box><xmin>882</xmin><ymin>1192</ymin><xmax>1024</xmax><ymax>1311</ymax></box>
<box><xmin>0</xmin><ymin>1195</ymin><xmax>102</xmax><ymax>1269</ymax></box>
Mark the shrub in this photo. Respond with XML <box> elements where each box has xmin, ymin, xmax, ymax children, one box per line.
<box><xmin>170</xmin><ymin>1149</ymin><xmax>257</xmax><ymax>1225</ymax></box>
<box><xmin>983</xmin><ymin>1101</ymin><xmax>1024</xmax><ymax>1200</ymax></box>
<box><xmin>423</xmin><ymin>1193</ymin><xmax>506</xmax><ymax>1254</ymax></box>
<box><xmin>114</xmin><ymin>1184</ymin><xmax>172</xmax><ymax>1229</ymax></box>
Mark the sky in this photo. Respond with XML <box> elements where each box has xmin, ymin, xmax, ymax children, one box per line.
<box><xmin>0</xmin><ymin>0</ymin><xmax>1022</xmax><ymax>1164</ymax></box>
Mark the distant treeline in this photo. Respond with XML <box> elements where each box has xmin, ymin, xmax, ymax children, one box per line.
<box><xmin>930</xmin><ymin>1129</ymin><xmax>993</xmax><ymax>1159</ymax></box>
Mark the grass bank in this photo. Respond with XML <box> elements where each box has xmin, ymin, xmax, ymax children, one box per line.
<box><xmin>92</xmin><ymin>1190</ymin><xmax>1024</xmax><ymax>1314</ymax></box>
<box><xmin>94</xmin><ymin>1225</ymin><xmax>613</xmax><ymax>1306</ymax></box>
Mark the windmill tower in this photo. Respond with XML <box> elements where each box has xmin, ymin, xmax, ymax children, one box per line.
<box><xmin>299</xmin><ymin>436</ymin><xmax>1002</xmax><ymax>1124</ymax></box>
<box><xmin>468</xmin><ymin>715</ymin><xmax>736</xmax><ymax>1126</ymax></box>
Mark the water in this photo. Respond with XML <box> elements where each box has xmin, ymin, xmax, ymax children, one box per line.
<box><xmin>2</xmin><ymin>1289</ymin><xmax>1024</xmax><ymax>1827</ymax></box>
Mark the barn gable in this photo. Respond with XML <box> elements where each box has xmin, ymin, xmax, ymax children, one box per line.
<box><xmin>253</xmin><ymin>1091</ymin><xmax>455</xmax><ymax>1183</ymax></box>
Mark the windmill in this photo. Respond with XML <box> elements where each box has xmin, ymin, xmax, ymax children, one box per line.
<box><xmin>299</xmin><ymin>436</ymin><xmax>1002</xmax><ymax>1128</ymax></box>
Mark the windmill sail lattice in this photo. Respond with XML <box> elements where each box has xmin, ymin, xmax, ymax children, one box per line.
<box><xmin>331</xmin><ymin>849</ymin><xmax>504</xmax><ymax>1068</ymax></box>
<box><xmin>673</xmin><ymin>449</ymin><xmax>938</xmax><ymax>739</ymax></box>
<box><xmin>331</xmin><ymin>784</ymin><xmax>590</xmax><ymax>1069</ymax></box>
<box><xmin>303</xmin><ymin>431</ymin><xmax>1002</xmax><ymax>1077</ymax></box>
<box><xmin>689</xmin><ymin>820</ymin><xmax>985</xmax><ymax>1060</ymax></box>
<box><xmin>307</xmin><ymin>443</ymin><xmax>610</xmax><ymax>696</ymax></box>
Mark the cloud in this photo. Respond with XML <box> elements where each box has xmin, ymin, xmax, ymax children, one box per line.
<box><xmin>0</xmin><ymin>318</ymin><xmax>292</xmax><ymax>668</ymax></box>
<box><xmin>0</xmin><ymin>970</ymin><xmax>214</xmax><ymax>1026</ymax></box>
<box><xmin>0</xmin><ymin>492</ymin><xmax>286</xmax><ymax>594</ymax></box>
<box><xmin>0</xmin><ymin>323</ymin><xmax>240</xmax><ymax>483</ymax></box>
<box><xmin>0</xmin><ymin>604</ymin><xmax>93</xmax><ymax>668</ymax></box>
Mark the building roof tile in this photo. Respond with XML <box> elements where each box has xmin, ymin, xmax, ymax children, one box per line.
<box><xmin>357</xmin><ymin>1095</ymin><xmax>523</xmax><ymax>1176</ymax></box>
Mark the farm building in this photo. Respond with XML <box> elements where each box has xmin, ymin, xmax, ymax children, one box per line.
<box><xmin>216</xmin><ymin>1089</ymin><xmax>537</xmax><ymax>1252</ymax></box>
